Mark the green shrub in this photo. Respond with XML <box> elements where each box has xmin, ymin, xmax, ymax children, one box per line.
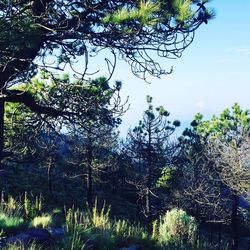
<box><xmin>32</xmin><ymin>214</ymin><xmax>52</xmax><ymax>228</ymax></box>
<box><xmin>0</xmin><ymin>212</ymin><xmax>26</xmax><ymax>235</ymax></box>
<box><xmin>23</xmin><ymin>192</ymin><xmax>43</xmax><ymax>219</ymax></box>
<box><xmin>0</xmin><ymin>193</ymin><xmax>22</xmax><ymax>217</ymax></box>
<box><xmin>157</xmin><ymin>208</ymin><xmax>197</xmax><ymax>246</ymax></box>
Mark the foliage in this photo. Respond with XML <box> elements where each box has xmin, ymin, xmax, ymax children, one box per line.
<box><xmin>0</xmin><ymin>193</ymin><xmax>23</xmax><ymax>217</ymax></box>
<box><xmin>32</xmin><ymin>214</ymin><xmax>52</xmax><ymax>228</ymax></box>
<box><xmin>4</xmin><ymin>75</ymin><xmax>125</xmax><ymax>162</ymax></box>
<box><xmin>63</xmin><ymin>200</ymin><xmax>157</xmax><ymax>250</ymax></box>
<box><xmin>2</xmin><ymin>100</ymin><xmax>249</xmax><ymax>249</ymax></box>
<box><xmin>193</xmin><ymin>103</ymin><xmax>250</xmax><ymax>139</ymax></box>
<box><xmin>0</xmin><ymin>212</ymin><xmax>25</xmax><ymax>235</ymax></box>
<box><xmin>91</xmin><ymin>199</ymin><xmax>111</xmax><ymax>230</ymax></box>
<box><xmin>0</xmin><ymin>0</ymin><xmax>213</xmax><ymax>171</ymax></box>
<box><xmin>124</xmin><ymin>96</ymin><xmax>180</xmax><ymax>219</ymax></box>
<box><xmin>0</xmin><ymin>0</ymin><xmax>213</xmax><ymax>94</ymax></box>
<box><xmin>157</xmin><ymin>208</ymin><xmax>197</xmax><ymax>246</ymax></box>
<box><xmin>0</xmin><ymin>192</ymin><xmax>46</xmax><ymax>237</ymax></box>
<box><xmin>178</xmin><ymin>104</ymin><xmax>250</xmax><ymax>250</ymax></box>
<box><xmin>156</xmin><ymin>167</ymin><xmax>177</xmax><ymax>189</ymax></box>
<box><xmin>2</xmin><ymin>242</ymin><xmax>41</xmax><ymax>250</ymax></box>
<box><xmin>0</xmin><ymin>193</ymin><xmax>231</xmax><ymax>250</ymax></box>
<box><xmin>192</xmin><ymin>103</ymin><xmax>250</xmax><ymax>197</ymax></box>
<box><xmin>177</xmin><ymin>123</ymin><xmax>230</xmax><ymax>222</ymax></box>
<box><xmin>23</xmin><ymin>192</ymin><xmax>43</xmax><ymax>220</ymax></box>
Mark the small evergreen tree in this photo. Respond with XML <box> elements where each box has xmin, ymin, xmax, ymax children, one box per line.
<box><xmin>123</xmin><ymin>96</ymin><xmax>180</xmax><ymax>221</ymax></box>
<box><xmin>63</xmin><ymin>77</ymin><xmax>127</xmax><ymax>206</ymax></box>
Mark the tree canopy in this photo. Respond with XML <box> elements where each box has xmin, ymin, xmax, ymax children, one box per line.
<box><xmin>0</xmin><ymin>0</ymin><xmax>213</xmax><ymax>163</ymax></box>
<box><xmin>0</xmin><ymin>0</ymin><xmax>213</xmax><ymax>109</ymax></box>
<box><xmin>192</xmin><ymin>103</ymin><xmax>250</xmax><ymax>198</ymax></box>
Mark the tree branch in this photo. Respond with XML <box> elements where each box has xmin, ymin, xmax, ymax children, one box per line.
<box><xmin>2</xmin><ymin>90</ymin><xmax>72</xmax><ymax>117</ymax></box>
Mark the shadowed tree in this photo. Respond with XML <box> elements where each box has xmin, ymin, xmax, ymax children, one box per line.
<box><xmin>123</xmin><ymin>96</ymin><xmax>180</xmax><ymax>222</ymax></box>
<box><xmin>193</xmin><ymin>103</ymin><xmax>250</xmax><ymax>250</ymax></box>
<box><xmin>63</xmin><ymin>77</ymin><xmax>127</xmax><ymax>206</ymax></box>
<box><xmin>67</xmin><ymin>127</ymin><xmax>120</xmax><ymax>207</ymax></box>
<box><xmin>177</xmin><ymin>120</ymin><xmax>231</xmax><ymax>223</ymax></box>
<box><xmin>3</xmin><ymin>98</ymin><xmax>65</xmax><ymax>196</ymax></box>
<box><xmin>2</xmin><ymin>75</ymin><xmax>127</xmax><ymax>201</ymax></box>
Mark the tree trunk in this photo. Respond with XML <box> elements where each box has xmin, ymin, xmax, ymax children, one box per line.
<box><xmin>47</xmin><ymin>156</ymin><xmax>53</xmax><ymax>196</ymax></box>
<box><xmin>146</xmin><ymin>124</ymin><xmax>152</xmax><ymax>222</ymax></box>
<box><xmin>218</xmin><ymin>222</ymin><xmax>222</xmax><ymax>250</ymax></box>
<box><xmin>0</xmin><ymin>100</ymin><xmax>4</xmax><ymax>164</ymax></box>
<box><xmin>145</xmin><ymin>186</ymin><xmax>151</xmax><ymax>219</ymax></box>
<box><xmin>87</xmin><ymin>130</ymin><xmax>93</xmax><ymax>207</ymax></box>
<box><xmin>231</xmin><ymin>194</ymin><xmax>239</xmax><ymax>250</ymax></box>
<box><xmin>194</xmin><ymin>163</ymin><xmax>200</xmax><ymax>220</ymax></box>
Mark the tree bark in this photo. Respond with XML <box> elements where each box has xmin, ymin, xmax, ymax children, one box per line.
<box><xmin>3</xmin><ymin>90</ymin><xmax>72</xmax><ymax>117</ymax></box>
<box><xmin>47</xmin><ymin>156</ymin><xmax>53</xmax><ymax>196</ymax></box>
<box><xmin>146</xmin><ymin>123</ymin><xmax>152</xmax><ymax>222</ymax></box>
<box><xmin>0</xmin><ymin>100</ymin><xmax>4</xmax><ymax>164</ymax></box>
<box><xmin>231</xmin><ymin>194</ymin><xmax>239</xmax><ymax>250</ymax></box>
<box><xmin>87</xmin><ymin>129</ymin><xmax>93</xmax><ymax>207</ymax></box>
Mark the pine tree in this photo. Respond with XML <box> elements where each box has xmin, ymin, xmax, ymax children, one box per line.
<box><xmin>124</xmin><ymin>96</ymin><xmax>180</xmax><ymax>221</ymax></box>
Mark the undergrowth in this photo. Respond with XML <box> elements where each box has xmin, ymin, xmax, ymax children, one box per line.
<box><xmin>0</xmin><ymin>193</ymin><xmax>230</xmax><ymax>250</ymax></box>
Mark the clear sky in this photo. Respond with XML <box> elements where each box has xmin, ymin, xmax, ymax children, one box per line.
<box><xmin>105</xmin><ymin>1</ymin><xmax>250</xmax><ymax>136</ymax></box>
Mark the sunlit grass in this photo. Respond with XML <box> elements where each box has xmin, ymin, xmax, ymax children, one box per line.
<box><xmin>2</xmin><ymin>241</ymin><xmax>41</xmax><ymax>250</ymax></box>
<box><xmin>0</xmin><ymin>212</ymin><xmax>25</xmax><ymax>235</ymax></box>
<box><xmin>32</xmin><ymin>214</ymin><xmax>52</xmax><ymax>228</ymax></box>
<box><xmin>0</xmin><ymin>194</ymin><xmax>231</xmax><ymax>250</ymax></box>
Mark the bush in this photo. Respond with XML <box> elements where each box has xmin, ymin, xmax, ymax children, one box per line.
<box><xmin>0</xmin><ymin>212</ymin><xmax>26</xmax><ymax>235</ymax></box>
<box><xmin>0</xmin><ymin>193</ymin><xmax>22</xmax><ymax>217</ymax></box>
<box><xmin>32</xmin><ymin>214</ymin><xmax>52</xmax><ymax>228</ymax></box>
<box><xmin>157</xmin><ymin>208</ymin><xmax>197</xmax><ymax>246</ymax></box>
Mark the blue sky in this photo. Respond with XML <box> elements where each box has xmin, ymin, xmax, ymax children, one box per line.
<box><xmin>106</xmin><ymin>1</ymin><xmax>250</xmax><ymax>135</ymax></box>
